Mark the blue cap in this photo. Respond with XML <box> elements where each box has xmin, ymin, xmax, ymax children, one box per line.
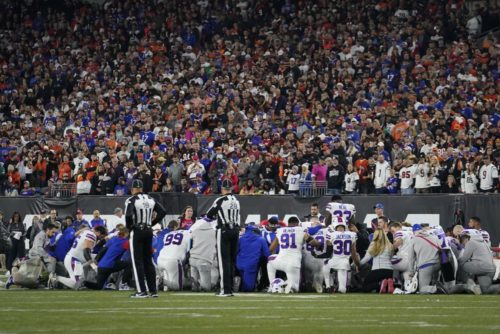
<box><xmin>268</xmin><ymin>216</ymin><xmax>279</xmax><ymax>225</ymax></box>
<box><xmin>373</xmin><ymin>203</ymin><xmax>384</xmax><ymax>209</ymax></box>
<box><xmin>412</xmin><ymin>224</ymin><xmax>423</xmax><ymax>232</ymax></box>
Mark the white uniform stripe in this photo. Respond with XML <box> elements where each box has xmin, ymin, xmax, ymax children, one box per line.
<box><xmin>216</xmin><ymin>229</ymin><xmax>224</xmax><ymax>292</ymax></box>
<box><xmin>129</xmin><ymin>230</ymin><xmax>142</xmax><ymax>293</ymax></box>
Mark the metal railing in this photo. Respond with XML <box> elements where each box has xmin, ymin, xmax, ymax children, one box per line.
<box><xmin>47</xmin><ymin>183</ymin><xmax>77</xmax><ymax>198</ymax></box>
<box><xmin>298</xmin><ymin>180</ymin><xmax>327</xmax><ymax>198</ymax></box>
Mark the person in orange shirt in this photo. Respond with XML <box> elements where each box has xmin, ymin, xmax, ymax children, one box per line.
<box><xmin>58</xmin><ymin>154</ymin><xmax>73</xmax><ymax>178</ymax></box>
<box><xmin>84</xmin><ymin>154</ymin><xmax>99</xmax><ymax>180</ymax></box>
<box><xmin>6</xmin><ymin>165</ymin><xmax>21</xmax><ymax>189</ymax></box>
<box><xmin>106</xmin><ymin>132</ymin><xmax>118</xmax><ymax>151</ymax></box>
<box><xmin>33</xmin><ymin>153</ymin><xmax>48</xmax><ymax>187</ymax></box>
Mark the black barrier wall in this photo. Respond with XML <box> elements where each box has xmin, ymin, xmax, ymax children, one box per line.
<box><xmin>0</xmin><ymin>194</ymin><xmax>498</xmax><ymax>244</ymax></box>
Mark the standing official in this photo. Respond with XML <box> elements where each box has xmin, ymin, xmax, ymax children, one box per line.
<box><xmin>207</xmin><ymin>179</ymin><xmax>240</xmax><ymax>297</ymax></box>
<box><xmin>125</xmin><ymin>179</ymin><xmax>166</xmax><ymax>298</ymax></box>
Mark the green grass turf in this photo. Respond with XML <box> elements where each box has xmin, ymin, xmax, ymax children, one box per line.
<box><xmin>0</xmin><ymin>291</ymin><xmax>499</xmax><ymax>334</ymax></box>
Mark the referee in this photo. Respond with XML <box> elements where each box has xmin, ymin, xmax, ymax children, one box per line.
<box><xmin>207</xmin><ymin>179</ymin><xmax>240</xmax><ymax>297</ymax></box>
<box><xmin>125</xmin><ymin>179</ymin><xmax>166</xmax><ymax>298</ymax></box>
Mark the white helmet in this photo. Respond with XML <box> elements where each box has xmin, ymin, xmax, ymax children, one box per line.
<box><xmin>404</xmin><ymin>273</ymin><xmax>418</xmax><ymax>294</ymax></box>
<box><xmin>270</xmin><ymin>278</ymin><xmax>287</xmax><ymax>294</ymax></box>
<box><xmin>331</xmin><ymin>216</ymin><xmax>347</xmax><ymax>231</ymax></box>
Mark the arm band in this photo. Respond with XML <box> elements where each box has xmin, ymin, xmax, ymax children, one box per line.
<box><xmin>83</xmin><ymin>248</ymin><xmax>92</xmax><ymax>262</ymax></box>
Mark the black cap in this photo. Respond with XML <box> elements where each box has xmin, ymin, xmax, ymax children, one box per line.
<box><xmin>132</xmin><ymin>179</ymin><xmax>143</xmax><ymax>189</ymax></box>
<box><xmin>221</xmin><ymin>179</ymin><xmax>232</xmax><ymax>189</ymax></box>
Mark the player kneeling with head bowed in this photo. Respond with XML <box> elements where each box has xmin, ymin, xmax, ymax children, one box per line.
<box><xmin>267</xmin><ymin>216</ymin><xmax>317</xmax><ymax>293</ymax></box>
<box><xmin>301</xmin><ymin>221</ymin><xmax>328</xmax><ymax>293</ymax></box>
<box><xmin>157</xmin><ymin>220</ymin><xmax>191</xmax><ymax>291</ymax></box>
<box><xmin>83</xmin><ymin>225</ymin><xmax>130</xmax><ymax>290</ymax></box>
<box><xmin>310</xmin><ymin>216</ymin><xmax>360</xmax><ymax>293</ymax></box>
<box><xmin>54</xmin><ymin>225</ymin><xmax>107</xmax><ymax>289</ymax></box>
<box><xmin>449</xmin><ymin>228</ymin><xmax>500</xmax><ymax>295</ymax></box>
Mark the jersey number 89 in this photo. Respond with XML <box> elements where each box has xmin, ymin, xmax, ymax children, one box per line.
<box><xmin>165</xmin><ymin>233</ymin><xmax>183</xmax><ymax>246</ymax></box>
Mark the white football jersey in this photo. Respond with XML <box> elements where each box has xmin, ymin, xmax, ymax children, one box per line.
<box><xmin>415</xmin><ymin>163</ymin><xmax>430</xmax><ymax>189</ymax></box>
<box><xmin>159</xmin><ymin>230</ymin><xmax>191</xmax><ymax>261</ymax></box>
<box><xmin>286</xmin><ymin>173</ymin><xmax>301</xmax><ymax>192</ymax></box>
<box><xmin>326</xmin><ymin>230</ymin><xmax>357</xmax><ymax>259</ymax></box>
<box><xmin>303</xmin><ymin>227</ymin><xmax>327</xmax><ymax>256</ymax></box>
<box><xmin>67</xmin><ymin>230</ymin><xmax>97</xmax><ymax>263</ymax></box>
<box><xmin>393</xmin><ymin>229</ymin><xmax>413</xmax><ymax>255</ymax></box>
<box><xmin>344</xmin><ymin>172</ymin><xmax>359</xmax><ymax>192</ymax></box>
<box><xmin>325</xmin><ymin>202</ymin><xmax>356</xmax><ymax>223</ymax></box>
<box><xmin>374</xmin><ymin>161</ymin><xmax>391</xmax><ymax>188</ymax></box>
<box><xmin>479</xmin><ymin>229</ymin><xmax>491</xmax><ymax>247</ymax></box>
<box><xmin>461</xmin><ymin>171</ymin><xmax>478</xmax><ymax>194</ymax></box>
<box><xmin>479</xmin><ymin>164</ymin><xmax>498</xmax><ymax>190</ymax></box>
<box><xmin>399</xmin><ymin>165</ymin><xmax>417</xmax><ymax>189</ymax></box>
<box><xmin>276</xmin><ymin>226</ymin><xmax>307</xmax><ymax>259</ymax></box>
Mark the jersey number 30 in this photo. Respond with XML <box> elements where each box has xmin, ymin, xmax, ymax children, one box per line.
<box><xmin>333</xmin><ymin>239</ymin><xmax>352</xmax><ymax>255</ymax></box>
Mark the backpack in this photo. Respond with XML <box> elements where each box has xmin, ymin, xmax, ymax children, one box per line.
<box><xmin>13</xmin><ymin>257</ymin><xmax>45</xmax><ymax>288</ymax></box>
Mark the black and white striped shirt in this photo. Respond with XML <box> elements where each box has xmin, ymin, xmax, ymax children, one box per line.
<box><xmin>207</xmin><ymin>195</ymin><xmax>241</xmax><ymax>229</ymax></box>
<box><xmin>125</xmin><ymin>193</ymin><xmax>166</xmax><ymax>229</ymax></box>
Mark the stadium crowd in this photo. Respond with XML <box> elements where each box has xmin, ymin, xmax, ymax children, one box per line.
<box><xmin>0</xmin><ymin>0</ymin><xmax>499</xmax><ymax>197</ymax></box>
<box><xmin>1</xmin><ymin>197</ymin><xmax>498</xmax><ymax>295</ymax></box>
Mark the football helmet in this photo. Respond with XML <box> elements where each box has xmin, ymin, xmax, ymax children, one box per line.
<box><xmin>331</xmin><ymin>216</ymin><xmax>347</xmax><ymax>231</ymax></box>
<box><xmin>270</xmin><ymin>278</ymin><xmax>287</xmax><ymax>294</ymax></box>
<box><xmin>404</xmin><ymin>272</ymin><xmax>418</xmax><ymax>294</ymax></box>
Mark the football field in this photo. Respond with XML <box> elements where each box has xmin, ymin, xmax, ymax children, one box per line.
<box><xmin>0</xmin><ymin>292</ymin><xmax>499</xmax><ymax>334</ymax></box>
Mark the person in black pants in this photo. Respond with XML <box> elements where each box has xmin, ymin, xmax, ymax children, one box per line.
<box><xmin>84</xmin><ymin>226</ymin><xmax>131</xmax><ymax>290</ymax></box>
<box><xmin>125</xmin><ymin>179</ymin><xmax>166</xmax><ymax>298</ymax></box>
<box><xmin>6</xmin><ymin>212</ymin><xmax>26</xmax><ymax>273</ymax></box>
<box><xmin>207</xmin><ymin>179</ymin><xmax>241</xmax><ymax>297</ymax></box>
<box><xmin>358</xmin><ymin>229</ymin><xmax>394</xmax><ymax>293</ymax></box>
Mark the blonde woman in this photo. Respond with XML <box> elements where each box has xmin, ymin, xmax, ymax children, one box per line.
<box><xmin>359</xmin><ymin>229</ymin><xmax>394</xmax><ymax>293</ymax></box>
<box><xmin>428</xmin><ymin>155</ymin><xmax>445</xmax><ymax>193</ymax></box>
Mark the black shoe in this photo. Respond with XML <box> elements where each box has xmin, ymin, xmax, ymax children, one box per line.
<box><xmin>130</xmin><ymin>292</ymin><xmax>149</xmax><ymax>298</ymax></box>
<box><xmin>324</xmin><ymin>287</ymin><xmax>332</xmax><ymax>294</ymax></box>
<box><xmin>436</xmin><ymin>282</ymin><xmax>448</xmax><ymax>295</ymax></box>
<box><xmin>149</xmin><ymin>293</ymin><xmax>159</xmax><ymax>298</ymax></box>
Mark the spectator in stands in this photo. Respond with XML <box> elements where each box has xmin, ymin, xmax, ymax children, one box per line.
<box><xmin>442</xmin><ymin>175</ymin><xmax>460</xmax><ymax>193</ymax></box>
<box><xmin>461</xmin><ymin>163</ymin><xmax>479</xmax><ymax>194</ymax></box>
<box><xmin>0</xmin><ymin>0</ymin><xmax>497</xmax><ymax>200</ymax></box>
<box><xmin>240</xmin><ymin>179</ymin><xmax>257</xmax><ymax>196</ymax></box>
<box><xmin>20</xmin><ymin>181</ymin><xmax>35</xmax><ymax>196</ymax></box>
<box><xmin>478</xmin><ymin>155</ymin><xmax>499</xmax><ymax>193</ymax></box>
<box><xmin>326</xmin><ymin>157</ymin><xmax>344</xmax><ymax>195</ymax></box>
<box><xmin>374</xmin><ymin>155</ymin><xmax>391</xmax><ymax>194</ymax></box>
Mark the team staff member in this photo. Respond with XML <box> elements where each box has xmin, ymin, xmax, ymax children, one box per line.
<box><xmin>125</xmin><ymin>179</ymin><xmax>166</xmax><ymax>298</ymax></box>
<box><xmin>207</xmin><ymin>179</ymin><xmax>240</xmax><ymax>297</ymax></box>
<box><xmin>84</xmin><ymin>226</ymin><xmax>130</xmax><ymax>290</ymax></box>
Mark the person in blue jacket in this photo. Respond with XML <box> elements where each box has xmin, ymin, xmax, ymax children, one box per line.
<box><xmin>84</xmin><ymin>226</ymin><xmax>130</xmax><ymax>290</ymax></box>
<box><xmin>53</xmin><ymin>216</ymin><xmax>80</xmax><ymax>262</ymax></box>
<box><xmin>236</xmin><ymin>224</ymin><xmax>270</xmax><ymax>292</ymax></box>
